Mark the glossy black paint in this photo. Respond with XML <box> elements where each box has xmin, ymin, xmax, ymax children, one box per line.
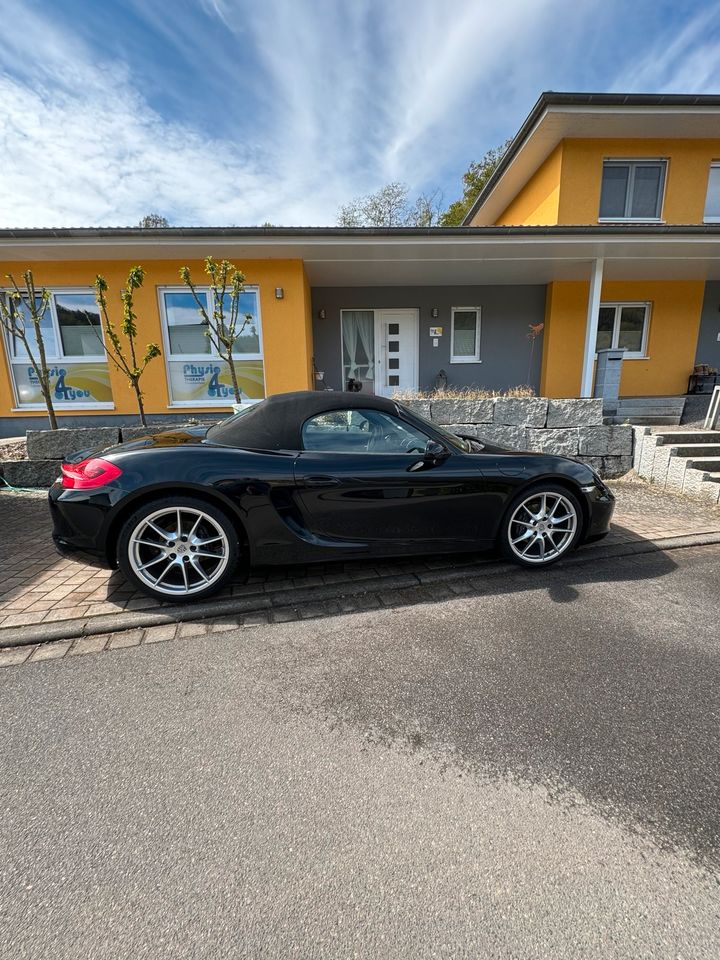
<box><xmin>49</xmin><ymin>397</ymin><xmax>615</xmax><ymax>571</ymax></box>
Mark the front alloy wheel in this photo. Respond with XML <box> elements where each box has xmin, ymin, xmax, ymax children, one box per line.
<box><xmin>502</xmin><ymin>487</ymin><xmax>580</xmax><ymax>567</ymax></box>
<box><xmin>118</xmin><ymin>497</ymin><xmax>239</xmax><ymax>601</ymax></box>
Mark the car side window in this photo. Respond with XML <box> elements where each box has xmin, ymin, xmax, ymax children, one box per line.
<box><xmin>302</xmin><ymin>409</ymin><xmax>430</xmax><ymax>454</ymax></box>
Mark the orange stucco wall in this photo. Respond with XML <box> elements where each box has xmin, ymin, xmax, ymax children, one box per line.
<box><xmin>494</xmin><ymin>143</ymin><xmax>563</xmax><ymax>226</ymax></box>
<box><xmin>0</xmin><ymin>258</ymin><xmax>314</xmax><ymax>419</ymax></box>
<box><xmin>557</xmin><ymin>138</ymin><xmax>720</xmax><ymax>224</ymax></box>
<box><xmin>489</xmin><ymin>137</ymin><xmax>720</xmax><ymax>227</ymax></box>
<box><xmin>541</xmin><ymin>279</ymin><xmax>705</xmax><ymax>397</ymax></box>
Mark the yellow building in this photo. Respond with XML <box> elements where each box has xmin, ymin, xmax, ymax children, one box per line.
<box><xmin>1</xmin><ymin>93</ymin><xmax>720</xmax><ymax>435</ymax></box>
<box><xmin>464</xmin><ymin>92</ymin><xmax>720</xmax><ymax>400</ymax></box>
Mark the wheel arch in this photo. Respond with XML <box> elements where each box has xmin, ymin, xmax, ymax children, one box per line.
<box><xmin>104</xmin><ymin>483</ymin><xmax>250</xmax><ymax>568</ymax></box>
<box><xmin>496</xmin><ymin>474</ymin><xmax>590</xmax><ymax>543</ymax></box>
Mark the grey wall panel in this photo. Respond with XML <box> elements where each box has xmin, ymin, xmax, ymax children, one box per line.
<box><xmin>311</xmin><ymin>286</ymin><xmax>546</xmax><ymax>394</ymax></box>
<box><xmin>695</xmin><ymin>282</ymin><xmax>720</xmax><ymax>369</ymax></box>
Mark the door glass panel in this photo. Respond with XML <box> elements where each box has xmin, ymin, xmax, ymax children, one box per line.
<box><xmin>617</xmin><ymin>306</ymin><xmax>646</xmax><ymax>353</ymax></box>
<box><xmin>388</xmin><ymin>323</ymin><xmax>399</xmax><ymax>335</ymax></box>
<box><xmin>630</xmin><ymin>165</ymin><xmax>662</xmax><ymax>218</ymax></box>
<box><xmin>341</xmin><ymin>310</ymin><xmax>375</xmax><ymax>391</ymax></box>
<box><xmin>388</xmin><ymin>340</ymin><xmax>399</xmax><ymax>352</ymax></box>
<box><xmin>595</xmin><ymin>307</ymin><xmax>615</xmax><ymax>352</ymax></box>
<box><xmin>599</xmin><ymin>165</ymin><xmax>629</xmax><ymax>218</ymax></box>
<box><xmin>56</xmin><ymin>294</ymin><xmax>103</xmax><ymax>357</ymax></box>
<box><xmin>302</xmin><ymin>409</ymin><xmax>428</xmax><ymax>453</ymax></box>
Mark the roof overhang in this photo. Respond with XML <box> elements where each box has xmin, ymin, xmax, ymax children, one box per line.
<box><xmin>464</xmin><ymin>92</ymin><xmax>720</xmax><ymax>226</ymax></box>
<box><xmin>0</xmin><ymin>226</ymin><xmax>719</xmax><ymax>285</ymax></box>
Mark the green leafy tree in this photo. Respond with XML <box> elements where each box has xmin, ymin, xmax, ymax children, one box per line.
<box><xmin>179</xmin><ymin>257</ymin><xmax>252</xmax><ymax>404</ymax></box>
<box><xmin>92</xmin><ymin>266</ymin><xmax>161</xmax><ymax>426</ymax></box>
<box><xmin>0</xmin><ymin>269</ymin><xmax>58</xmax><ymax>429</ymax></box>
<box><xmin>440</xmin><ymin>140</ymin><xmax>512</xmax><ymax>226</ymax></box>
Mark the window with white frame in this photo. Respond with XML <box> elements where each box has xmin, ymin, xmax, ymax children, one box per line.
<box><xmin>159</xmin><ymin>286</ymin><xmax>265</xmax><ymax>405</ymax></box>
<box><xmin>2</xmin><ymin>288</ymin><xmax>112</xmax><ymax>408</ymax></box>
<box><xmin>704</xmin><ymin>163</ymin><xmax>720</xmax><ymax>222</ymax></box>
<box><xmin>595</xmin><ymin>303</ymin><xmax>650</xmax><ymax>358</ymax></box>
<box><xmin>450</xmin><ymin>307</ymin><xmax>481</xmax><ymax>363</ymax></box>
<box><xmin>599</xmin><ymin>160</ymin><xmax>667</xmax><ymax>221</ymax></box>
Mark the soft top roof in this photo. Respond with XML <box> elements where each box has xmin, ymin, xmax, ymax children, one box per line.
<box><xmin>206</xmin><ymin>390</ymin><xmax>401</xmax><ymax>451</ymax></box>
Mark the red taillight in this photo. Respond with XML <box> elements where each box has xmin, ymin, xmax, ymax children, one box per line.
<box><xmin>61</xmin><ymin>457</ymin><xmax>123</xmax><ymax>489</ymax></box>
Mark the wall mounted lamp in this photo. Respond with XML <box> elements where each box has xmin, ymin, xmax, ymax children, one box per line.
<box><xmin>431</xmin><ymin>307</ymin><xmax>439</xmax><ymax>319</ymax></box>
<box><xmin>318</xmin><ymin>308</ymin><xmax>326</xmax><ymax>320</ymax></box>
<box><xmin>275</xmin><ymin>287</ymin><xmax>284</xmax><ymax>299</ymax></box>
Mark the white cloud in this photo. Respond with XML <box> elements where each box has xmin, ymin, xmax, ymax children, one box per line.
<box><xmin>0</xmin><ymin>0</ymin><xmax>718</xmax><ymax>228</ymax></box>
<box><xmin>611</xmin><ymin>4</ymin><xmax>720</xmax><ymax>92</ymax></box>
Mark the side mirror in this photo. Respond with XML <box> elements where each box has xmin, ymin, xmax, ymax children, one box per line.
<box><xmin>424</xmin><ymin>439</ymin><xmax>448</xmax><ymax>462</ymax></box>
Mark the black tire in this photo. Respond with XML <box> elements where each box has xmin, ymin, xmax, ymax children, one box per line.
<box><xmin>117</xmin><ymin>495</ymin><xmax>240</xmax><ymax>602</ymax></box>
<box><xmin>499</xmin><ymin>483</ymin><xmax>583</xmax><ymax>569</ymax></box>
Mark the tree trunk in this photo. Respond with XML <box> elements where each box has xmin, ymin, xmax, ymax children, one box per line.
<box><xmin>227</xmin><ymin>354</ymin><xmax>241</xmax><ymax>404</ymax></box>
<box><xmin>40</xmin><ymin>382</ymin><xmax>58</xmax><ymax>430</ymax></box>
<box><xmin>133</xmin><ymin>382</ymin><xmax>147</xmax><ymax>426</ymax></box>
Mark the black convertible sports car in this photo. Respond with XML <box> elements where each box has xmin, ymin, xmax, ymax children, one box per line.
<box><xmin>49</xmin><ymin>391</ymin><xmax>615</xmax><ymax>602</ymax></box>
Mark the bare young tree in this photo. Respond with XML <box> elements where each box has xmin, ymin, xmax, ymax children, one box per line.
<box><xmin>0</xmin><ymin>269</ymin><xmax>58</xmax><ymax>429</ymax></box>
<box><xmin>179</xmin><ymin>257</ymin><xmax>253</xmax><ymax>405</ymax></box>
<box><xmin>338</xmin><ymin>182</ymin><xmax>445</xmax><ymax>227</ymax></box>
<box><xmin>92</xmin><ymin>266</ymin><xmax>161</xmax><ymax>426</ymax></box>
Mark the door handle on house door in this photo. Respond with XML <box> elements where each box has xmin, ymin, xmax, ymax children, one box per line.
<box><xmin>304</xmin><ymin>475</ymin><xmax>342</xmax><ymax>487</ymax></box>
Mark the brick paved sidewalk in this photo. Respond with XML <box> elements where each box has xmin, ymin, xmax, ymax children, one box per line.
<box><xmin>1</xmin><ymin>478</ymin><xmax>719</xmax><ymax>645</ymax></box>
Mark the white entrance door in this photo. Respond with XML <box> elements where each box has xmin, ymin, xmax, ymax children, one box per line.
<box><xmin>374</xmin><ymin>309</ymin><xmax>418</xmax><ymax>397</ymax></box>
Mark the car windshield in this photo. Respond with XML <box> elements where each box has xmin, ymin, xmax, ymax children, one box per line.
<box><xmin>395</xmin><ymin>402</ymin><xmax>474</xmax><ymax>453</ymax></box>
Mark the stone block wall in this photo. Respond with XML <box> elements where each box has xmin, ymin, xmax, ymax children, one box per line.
<box><xmin>402</xmin><ymin>396</ymin><xmax>633</xmax><ymax>478</ymax></box>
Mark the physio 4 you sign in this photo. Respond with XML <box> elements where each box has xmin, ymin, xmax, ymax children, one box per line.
<box><xmin>12</xmin><ymin>362</ymin><xmax>112</xmax><ymax>406</ymax></box>
<box><xmin>167</xmin><ymin>359</ymin><xmax>265</xmax><ymax>404</ymax></box>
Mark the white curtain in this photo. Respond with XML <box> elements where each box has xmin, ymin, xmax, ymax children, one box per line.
<box><xmin>342</xmin><ymin>311</ymin><xmax>374</xmax><ymax>381</ymax></box>
<box><xmin>356</xmin><ymin>312</ymin><xmax>374</xmax><ymax>381</ymax></box>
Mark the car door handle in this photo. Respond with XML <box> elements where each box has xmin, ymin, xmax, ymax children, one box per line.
<box><xmin>303</xmin><ymin>475</ymin><xmax>342</xmax><ymax>488</ymax></box>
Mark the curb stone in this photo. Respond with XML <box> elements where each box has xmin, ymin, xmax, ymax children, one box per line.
<box><xmin>1</xmin><ymin>531</ymin><xmax>720</xmax><ymax>652</ymax></box>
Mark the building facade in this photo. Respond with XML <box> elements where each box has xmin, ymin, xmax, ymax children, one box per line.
<box><xmin>1</xmin><ymin>93</ymin><xmax>719</xmax><ymax>437</ymax></box>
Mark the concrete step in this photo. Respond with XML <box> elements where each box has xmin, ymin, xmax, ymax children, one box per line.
<box><xmin>618</xmin><ymin>396</ymin><xmax>685</xmax><ymax>407</ymax></box>
<box><xmin>659</xmin><ymin>444</ymin><xmax>720</xmax><ymax>458</ymax></box>
<box><xmin>686</xmin><ymin>456</ymin><xmax>720</xmax><ymax>472</ymax></box>
<box><xmin>608</xmin><ymin>415</ymin><xmax>681</xmax><ymax>425</ymax></box>
<box><xmin>654</xmin><ymin>430</ymin><xmax>720</xmax><ymax>444</ymax></box>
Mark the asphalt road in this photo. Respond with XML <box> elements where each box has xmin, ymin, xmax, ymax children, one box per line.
<box><xmin>1</xmin><ymin>545</ymin><xmax>719</xmax><ymax>959</ymax></box>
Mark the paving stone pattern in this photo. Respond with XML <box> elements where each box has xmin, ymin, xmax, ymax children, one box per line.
<box><xmin>0</xmin><ymin>481</ymin><xmax>719</xmax><ymax>650</ymax></box>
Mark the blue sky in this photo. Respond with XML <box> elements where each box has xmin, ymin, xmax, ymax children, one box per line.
<box><xmin>0</xmin><ymin>0</ymin><xmax>719</xmax><ymax>227</ymax></box>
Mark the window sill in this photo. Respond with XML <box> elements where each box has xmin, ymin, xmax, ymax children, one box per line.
<box><xmin>703</xmin><ymin>217</ymin><xmax>720</xmax><ymax>224</ymax></box>
<box><xmin>593</xmin><ymin>355</ymin><xmax>649</xmax><ymax>362</ymax></box>
<box><xmin>12</xmin><ymin>403</ymin><xmax>115</xmax><ymax>412</ymax></box>
<box><xmin>597</xmin><ymin>218</ymin><xmax>664</xmax><ymax>224</ymax></box>
<box><xmin>449</xmin><ymin>358</ymin><xmax>482</xmax><ymax>364</ymax></box>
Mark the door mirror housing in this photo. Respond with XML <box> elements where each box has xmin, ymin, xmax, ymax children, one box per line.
<box><xmin>424</xmin><ymin>439</ymin><xmax>448</xmax><ymax>462</ymax></box>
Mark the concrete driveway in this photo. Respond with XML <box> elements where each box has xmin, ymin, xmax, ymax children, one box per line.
<box><xmin>1</xmin><ymin>543</ymin><xmax>718</xmax><ymax>959</ymax></box>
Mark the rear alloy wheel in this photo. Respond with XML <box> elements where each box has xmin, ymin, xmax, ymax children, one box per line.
<box><xmin>501</xmin><ymin>485</ymin><xmax>581</xmax><ymax>568</ymax></box>
<box><xmin>118</xmin><ymin>497</ymin><xmax>239</xmax><ymax>601</ymax></box>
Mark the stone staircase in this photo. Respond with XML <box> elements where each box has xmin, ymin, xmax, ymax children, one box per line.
<box><xmin>607</xmin><ymin>396</ymin><xmax>686</xmax><ymax>426</ymax></box>
<box><xmin>634</xmin><ymin>427</ymin><xmax>720</xmax><ymax>503</ymax></box>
